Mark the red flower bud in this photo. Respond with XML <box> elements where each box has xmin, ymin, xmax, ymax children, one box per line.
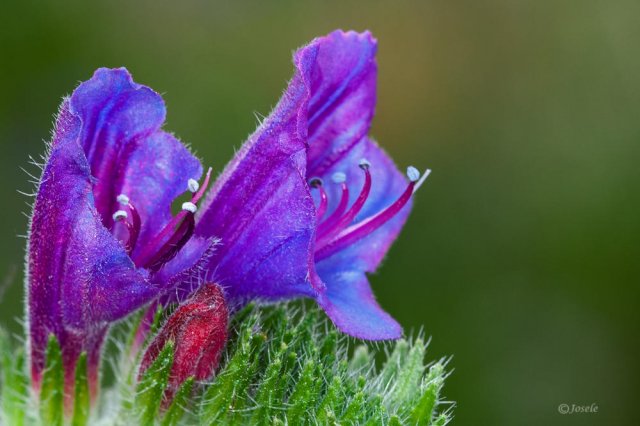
<box><xmin>139</xmin><ymin>283</ymin><xmax>228</xmax><ymax>403</ymax></box>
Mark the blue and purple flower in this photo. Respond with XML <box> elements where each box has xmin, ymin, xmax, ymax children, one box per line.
<box><xmin>27</xmin><ymin>30</ymin><xmax>429</xmax><ymax>400</ymax></box>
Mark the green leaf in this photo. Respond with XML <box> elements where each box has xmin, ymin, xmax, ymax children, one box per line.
<box><xmin>71</xmin><ymin>352</ymin><xmax>90</xmax><ymax>426</ymax></box>
<box><xmin>134</xmin><ymin>342</ymin><xmax>174</xmax><ymax>424</ymax></box>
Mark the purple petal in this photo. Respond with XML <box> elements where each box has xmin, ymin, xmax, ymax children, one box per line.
<box><xmin>306</xmin><ymin>30</ymin><xmax>377</xmax><ymax>176</ymax></box>
<box><xmin>69</xmin><ymin>68</ymin><xmax>202</xmax><ymax>251</ymax></box>
<box><xmin>154</xmin><ymin>236</ymin><xmax>220</xmax><ymax>303</ymax></box>
<box><xmin>28</xmin><ymin>101</ymin><xmax>159</xmax><ymax>386</ymax></box>
<box><xmin>194</xmin><ymin>45</ymin><xmax>320</xmax><ymax>300</ymax></box>
<box><xmin>315</xmin><ymin>269</ymin><xmax>402</xmax><ymax>340</ymax></box>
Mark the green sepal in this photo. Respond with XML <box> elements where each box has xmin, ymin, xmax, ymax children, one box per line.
<box><xmin>40</xmin><ymin>335</ymin><xmax>64</xmax><ymax>426</ymax></box>
<box><xmin>134</xmin><ymin>342</ymin><xmax>174</xmax><ymax>424</ymax></box>
<box><xmin>71</xmin><ymin>352</ymin><xmax>90</xmax><ymax>426</ymax></box>
<box><xmin>286</xmin><ymin>357</ymin><xmax>321</xmax><ymax>424</ymax></box>
<box><xmin>161</xmin><ymin>376</ymin><xmax>194</xmax><ymax>426</ymax></box>
<box><xmin>410</xmin><ymin>362</ymin><xmax>445</xmax><ymax>425</ymax></box>
<box><xmin>390</xmin><ymin>338</ymin><xmax>426</xmax><ymax>410</ymax></box>
<box><xmin>0</xmin><ymin>329</ymin><xmax>28</xmax><ymax>426</ymax></box>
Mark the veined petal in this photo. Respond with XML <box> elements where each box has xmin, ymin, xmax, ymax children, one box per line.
<box><xmin>28</xmin><ymin>101</ymin><xmax>163</xmax><ymax>390</ymax></box>
<box><xmin>69</xmin><ymin>68</ymin><xmax>202</xmax><ymax>250</ymax></box>
<box><xmin>306</xmin><ymin>30</ymin><xmax>377</xmax><ymax>176</ymax></box>
<box><xmin>315</xmin><ymin>269</ymin><xmax>402</xmax><ymax>340</ymax></box>
<box><xmin>194</xmin><ymin>44</ymin><xmax>320</xmax><ymax>300</ymax></box>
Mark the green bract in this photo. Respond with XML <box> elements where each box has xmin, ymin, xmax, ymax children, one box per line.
<box><xmin>0</xmin><ymin>304</ymin><xmax>453</xmax><ymax>425</ymax></box>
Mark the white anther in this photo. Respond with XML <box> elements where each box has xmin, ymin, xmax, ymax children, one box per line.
<box><xmin>413</xmin><ymin>168</ymin><xmax>432</xmax><ymax>193</ymax></box>
<box><xmin>359</xmin><ymin>158</ymin><xmax>371</xmax><ymax>169</ymax></box>
<box><xmin>112</xmin><ymin>210</ymin><xmax>128</xmax><ymax>221</ymax></box>
<box><xmin>332</xmin><ymin>172</ymin><xmax>347</xmax><ymax>184</ymax></box>
<box><xmin>188</xmin><ymin>178</ymin><xmax>200</xmax><ymax>193</ymax></box>
<box><xmin>407</xmin><ymin>166</ymin><xmax>420</xmax><ymax>182</ymax></box>
<box><xmin>116</xmin><ymin>194</ymin><xmax>130</xmax><ymax>205</ymax></box>
<box><xmin>182</xmin><ymin>202</ymin><xmax>198</xmax><ymax>213</ymax></box>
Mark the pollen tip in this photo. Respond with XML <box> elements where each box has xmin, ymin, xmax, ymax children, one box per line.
<box><xmin>413</xmin><ymin>168</ymin><xmax>432</xmax><ymax>192</ymax></box>
<box><xmin>182</xmin><ymin>201</ymin><xmax>198</xmax><ymax>213</ymax></box>
<box><xmin>331</xmin><ymin>172</ymin><xmax>347</xmax><ymax>184</ymax></box>
<box><xmin>116</xmin><ymin>194</ymin><xmax>130</xmax><ymax>205</ymax></box>
<box><xmin>188</xmin><ymin>178</ymin><xmax>200</xmax><ymax>193</ymax></box>
<box><xmin>407</xmin><ymin>166</ymin><xmax>420</xmax><ymax>182</ymax></box>
<box><xmin>112</xmin><ymin>210</ymin><xmax>128</xmax><ymax>221</ymax></box>
<box><xmin>309</xmin><ymin>177</ymin><xmax>323</xmax><ymax>188</ymax></box>
<box><xmin>359</xmin><ymin>158</ymin><xmax>371</xmax><ymax>169</ymax></box>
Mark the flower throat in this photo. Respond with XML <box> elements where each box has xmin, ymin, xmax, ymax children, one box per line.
<box><xmin>111</xmin><ymin>168</ymin><xmax>212</xmax><ymax>272</ymax></box>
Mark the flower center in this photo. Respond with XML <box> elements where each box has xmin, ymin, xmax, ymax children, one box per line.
<box><xmin>310</xmin><ymin>161</ymin><xmax>430</xmax><ymax>262</ymax></box>
<box><xmin>111</xmin><ymin>168</ymin><xmax>212</xmax><ymax>272</ymax></box>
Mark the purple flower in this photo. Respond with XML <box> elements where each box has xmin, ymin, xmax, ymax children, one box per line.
<box><xmin>27</xmin><ymin>69</ymin><xmax>216</xmax><ymax>400</ymax></box>
<box><xmin>195</xmin><ymin>30</ymin><xmax>429</xmax><ymax>340</ymax></box>
<box><xmin>27</xmin><ymin>29</ymin><xmax>427</xmax><ymax>400</ymax></box>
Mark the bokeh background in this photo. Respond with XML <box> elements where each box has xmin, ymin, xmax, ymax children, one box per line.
<box><xmin>1</xmin><ymin>1</ymin><xmax>638</xmax><ymax>424</ymax></box>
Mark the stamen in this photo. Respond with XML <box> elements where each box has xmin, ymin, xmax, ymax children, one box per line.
<box><xmin>315</xmin><ymin>166</ymin><xmax>427</xmax><ymax>262</ymax></box>
<box><xmin>116</xmin><ymin>193</ymin><xmax>141</xmax><ymax>252</ymax></box>
<box><xmin>317</xmin><ymin>179</ymin><xmax>350</xmax><ymax>235</ymax></box>
<box><xmin>188</xmin><ymin>178</ymin><xmax>200</xmax><ymax>193</ymax></box>
<box><xmin>332</xmin><ymin>172</ymin><xmax>346</xmax><ymax>184</ymax></box>
<box><xmin>191</xmin><ymin>167</ymin><xmax>212</xmax><ymax>205</ymax></box>
<box><xmin>112</xmin><ymin>210</ymin><xmax>128</xmax><ymax>221</ymax></box>
<box><xmin>310</xmin><ymin>178</ymin><xmax>328</xmax><ymax>220</ymax></box>
<box><xmin>182</xmin><ymin>202</ymin><xmax>198</xmax><ymax>214</ymax></box>
<box><xmin>316</xmin><ymin>162</ymin><xmax>372</xmax><ymax>244</ymax></box>
<box><xmin>116</xmin><ymin>194</ymin><xmax>130</xmax><ymax>205</ymax></box>
<box><xmin>111</xmin><ymin>210</ymin><xmax>137</xmax><ymax>252</ymax></box>
<box><xmin>413</xmin><ymin>168</ymin><xmax>431</xmax><ymax>193</ymax></box>
<box><xmin>406</xmin><ymin>166</ymin><xmax>420</xmax><ymax>182</ymax></box>
<box><xmin>131</xmin><ymin>168</ymin><xmax>213</xmax><ymax>268</ymax></box>
<box><xmin>145</xmin><ymin>214</ymin><xmax>196</xmax><ymax>272</ymax></box>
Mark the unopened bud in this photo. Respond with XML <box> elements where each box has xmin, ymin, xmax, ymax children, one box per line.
<box><xmin>138</xmin><ymin>283</ymin><xmax>228</xmax><ymax>405</ymax></box>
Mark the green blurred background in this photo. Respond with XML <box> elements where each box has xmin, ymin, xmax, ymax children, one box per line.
<box><xmin>1</xmin><ymin>1</ymin><xmax>638</xmax><ymax>424</ymax></box>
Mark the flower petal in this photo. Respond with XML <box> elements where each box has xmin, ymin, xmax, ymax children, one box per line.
<box><xmin>69</xmin><ymin>68</ymin><xmax>202</xmax><ymax>253</ymax></box>
<box><xmin>306</xmin><ymin>30</ymin><xmax>377</xmax><ymax>176</ymax></box>
<box><xmin>315</xmin><ymin>269</ymin><xmax>402</xmax><ymax>340</ymax></box>
<box><xmin>28</xmin><ymin>101</ymin><xmax>162</xmax><ymax>386</ymax></box>
<box><xmin>194</xmin><ymin>46</ymin><xmax>320</xmax><ymax>300</ymax></box>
